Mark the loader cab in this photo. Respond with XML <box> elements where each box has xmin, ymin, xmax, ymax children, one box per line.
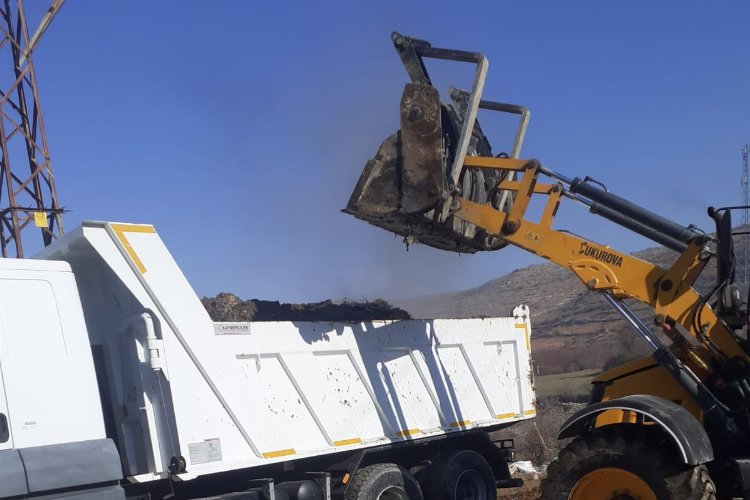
<box><xmin>709</xmin><ymin>206</ymin><xmax>749</xmax><ymax>331</ymax></box>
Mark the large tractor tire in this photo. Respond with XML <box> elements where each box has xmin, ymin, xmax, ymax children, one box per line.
<box><xmin>346</xmin><ymin>463</ymin><xmax>422</xmax><ymax>500</ymax></box>
<box><xmin>423</xmin><ymin>449</ymin><xmax>497</xmax><ymax>500</ymax></box>
<box><xmin>540</xmin><ymin>430</ymin><xmax>716</xmax><ymax>500</ymax></box>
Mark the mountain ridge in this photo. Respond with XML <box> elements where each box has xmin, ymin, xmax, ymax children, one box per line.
<box><xmin>393</xmin><ymin>244</ymin><xmax>724</xmax><ymax>374</ymax></box>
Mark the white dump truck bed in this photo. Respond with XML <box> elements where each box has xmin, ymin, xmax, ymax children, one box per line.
<box><xmin>36</xmin><ymin>222</ymin><xmax>535</xmax><ymax>483</ymax></box>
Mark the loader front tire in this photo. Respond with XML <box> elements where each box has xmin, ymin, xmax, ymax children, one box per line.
<box><xmin>346</xmin><ymin>463</ymin><xmax>422</xmax><ymax>500</ymax></box>
<box><xmin>540</xmin><ymin>430</ymin><xmax>716</xmax><ymax>500</ymax></box>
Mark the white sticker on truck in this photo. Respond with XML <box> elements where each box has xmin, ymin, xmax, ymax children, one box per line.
<box><xmin>188</xmin><ymin>438</ymin><xmax>222</xmax><ymax>465</ymax></box>
<box><xmin>213</xmin><ymin>323</ymin><xmax>251</xmax><ymax>335</ymax></box>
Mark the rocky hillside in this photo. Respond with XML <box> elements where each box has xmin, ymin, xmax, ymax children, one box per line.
<box><xmin>201</xmin><ymin>238</ymin><xmax>744</xmax><ymax>376</ymax></box>
<box><xmin>396</xmin><ymin>245</ymin><xmax>727</xmax><ymax>374</ymax></box>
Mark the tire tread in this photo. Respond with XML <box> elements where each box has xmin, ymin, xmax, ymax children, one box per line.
<box><xmin>539</xmin><ymin>428</ymin><xmax>716</xmax><ymax>500</ymax></box>
<box><xmin>346</xmin><ymin>463</ymin><xmax>422</xmax><ymax>500</ymax></box>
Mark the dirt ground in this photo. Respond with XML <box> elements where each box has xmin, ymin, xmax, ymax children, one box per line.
<box><xmin>498</xmin><ymin>472</ymin><xmax>542</xmax><ymax>499</ymax></box>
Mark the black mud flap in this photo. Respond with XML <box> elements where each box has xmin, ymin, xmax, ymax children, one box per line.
<box><xmin>731</xmin><ymin>458</ymin><xmax>750</xmax><ymax>499</ymax></box>
<box><xmin>559</xmin><ymin>395</ymin><xmax>714</xmax><ymax>466</ymax></box>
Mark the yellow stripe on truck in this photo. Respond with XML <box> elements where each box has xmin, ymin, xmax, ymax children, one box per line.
<box><xmin>111</xmin><ymin>223</ymin><xmax>155</xmax><ymax>274</ymax></box>
<box><xmin>515</xmin><ymin>322</ymin><xmax>531</xmax><ymax>351</ymax></box>
<box><xmin>333</xmin><ymin>438</ymin><xmax>362</xmax><ymax>447</ymax></box>
<box><xmin>262</xmin><ymin>448</ymin><xmax>296</xmax><ymax>459</ymax></box>
<box><xmin>395</xmin><ymin>429</ymin><xmax>420</xmax><ymax>437</ymax></box>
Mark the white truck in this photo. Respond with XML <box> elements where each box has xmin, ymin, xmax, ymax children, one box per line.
<box><xmin>0</xmin><ymin>221</ymin><xmax>535</xmax><ymax>499</ymax></box>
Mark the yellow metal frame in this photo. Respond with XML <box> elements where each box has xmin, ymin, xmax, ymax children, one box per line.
<box><xmin>455</xmin><ymin>156</ymin><xmax>749</xmax><ymax>418</ymax></box>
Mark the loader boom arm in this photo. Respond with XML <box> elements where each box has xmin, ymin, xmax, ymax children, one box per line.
<box><xmin>447</xmin><ymin>152</ymin><xmax>750</xmax><ymax>448</ymax></box>
<box><xmin>453</xmin><ymin>156</ymin><xmax>747</xmax><ymax>364</ymax></box>
<box><xmin>345</xmin><ymin>33</ymin><xmax>750</xmax><ymax>447</ymax></box>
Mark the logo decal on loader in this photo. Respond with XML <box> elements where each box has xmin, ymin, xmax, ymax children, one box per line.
<box><xmin>579</xmin><ymin>242</ymin><xmax>623</xmax><ymax>267</ymax></box>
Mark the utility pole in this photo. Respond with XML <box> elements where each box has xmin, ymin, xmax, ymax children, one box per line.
<box><xmin>0</xmin><ymin>0</ymin><xmax>64</xmax><ymax>257</ymax></box>
<box><xmin>743</xmin><ymin>144</ymin><xmax>749</xmax><ymax>289</ymax></box>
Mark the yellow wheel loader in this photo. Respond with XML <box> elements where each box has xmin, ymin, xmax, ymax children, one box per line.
<box><xmin>345</xmin><ymin>33</ymin><xmax>750</xmax><ymax>499</ymax></box>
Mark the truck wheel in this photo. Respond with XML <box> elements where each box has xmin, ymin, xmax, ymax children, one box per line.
<box><xmin>540</xmin><ymin>431</ymin><xmax>716</xmax><ymax>500</ymax></box>
<box><xmin>346</xmin><ymin>463</ymin><xmax>422</xmax><ymax>500</ymax></box>
<box><xmin>424</xmin><ymin>450</ymin><xmax>497</xmax><ymax>500</ymax></box>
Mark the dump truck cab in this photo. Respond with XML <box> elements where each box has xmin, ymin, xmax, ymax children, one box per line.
<box><xmin>0</xmin><ymin>258</ymin><xmax>123</xmax><ymax>499</ymax></box>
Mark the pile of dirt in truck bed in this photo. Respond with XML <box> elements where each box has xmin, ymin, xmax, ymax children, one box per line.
<box><xmin>202</xmin><ymin>292</ymin><xmax>412</xmax><ymax>322</ymax></box>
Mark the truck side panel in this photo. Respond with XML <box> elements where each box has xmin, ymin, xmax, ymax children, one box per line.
<box><xmin>36</xmin><ymin>222</ymin><xmax>535</xmax><ymax>484</ymax></box>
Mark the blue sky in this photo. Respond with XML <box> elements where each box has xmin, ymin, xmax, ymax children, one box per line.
<box><xmin>24</xmin><ymin>1</ymin><xmax>750</xmax><ymax>303</ymax></box>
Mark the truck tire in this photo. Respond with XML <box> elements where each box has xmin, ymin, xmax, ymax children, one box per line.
<box><xmin>423</xmin><ymin>450</ymin><xmax>497</xmax><ymax>500</ymax></box>
<box><xmin>346</xmin><ymin>463</ymin><xmax>422</xmax><ymax>500</ymax></box>
<box><xmin>540</xmin><ymin>430</ymin><xmax>716</xmax><ymax>500</ymax></box>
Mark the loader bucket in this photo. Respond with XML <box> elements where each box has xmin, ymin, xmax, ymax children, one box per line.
<box><xmin>344</xmin><ymin>33</ymin><xmax>529</xmax><ymax>253</ymax></box>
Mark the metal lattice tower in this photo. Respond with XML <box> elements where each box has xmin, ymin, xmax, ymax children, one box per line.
<box><xmin>0</xmin><ymin>0</ymin><xmax>64</xmax><ymax>258</ymax></box>
<box><xmin>743</xmin><ymin>144</ymin><xmax>749</xmax><ymax>287</ymax></box>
